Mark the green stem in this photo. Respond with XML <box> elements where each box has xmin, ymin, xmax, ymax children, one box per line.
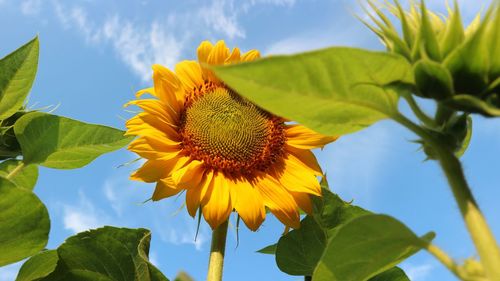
<box><xmin>304</xmin><ymin>276</ymin><xmax>312</xmax><ymax>281</ymax></box>
<box><xmin>6</xmin><ymin>161</ymin><xmax>24</xmax><ymax>180</ymax></box>
<box><xmin>435</xmin><ymin>103</ymin><xmax>454</xmax><ymax>126</ymax></box>
<box><xmin>403</xmin><ymin>94</ymin><xmax>437</xmax><ymax>128</ymax></box>
<box><xmin>206</xmin><ymin>220</ymin><xmax>229</xmax><ymax>281</ymax></box>
<box><xmin>424</xmin><ymin>243</ymin><xmax>467</xmax><ymax>280</ymax></box>
<box><xmin>394</xmin><ymin>114</ymin><xmax>500</xmax><ymax>280</ymax></box>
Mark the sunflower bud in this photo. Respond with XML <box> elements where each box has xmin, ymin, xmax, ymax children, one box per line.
<box><xmin>363</xmin><ymin>1</ymin><xmax>500</xmax><ymax>116</ymax></box>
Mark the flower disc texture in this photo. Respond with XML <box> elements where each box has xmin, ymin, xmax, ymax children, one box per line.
<box><xmin>126</xmin><ymin>40</ymin><xmax>337</xmax><ymax>231</ymax></box>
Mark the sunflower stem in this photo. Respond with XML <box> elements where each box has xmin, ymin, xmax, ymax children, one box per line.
<box><xmin>206</xmin><ymin>220</ymin><xmax>229</xmax><ymax>281</ymax></box>
<box><xmin>394</xmin><ymin>113</ymin><xmax>500</xmax><ymax>280</ymax></box>
<box><xmin>6</xmin><ymin>161</ymin><xmax>24</xmax><ymax>180</ymax></box>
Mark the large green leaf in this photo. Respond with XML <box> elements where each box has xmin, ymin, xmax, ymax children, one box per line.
<box><xmin>275</xmin><ymin>217</ymin><xmax>327</xmax><ymax>276</ymax></box>
<box><xmin>0</xmin><ymin>37</ymin><xmax>39</xmax><ymax>120</ymax></box>
<box><xmin>14</xmin><ymin>112</ymin><xmax>132</xmax><ymax>169</ymax></box>
<box><xmin>16</xmin><ymin>250</ymin><xmax>59</xmax><ymax>281</ymax></box>
<box><xmin>0</xmin><ymin>177</ymin><xmax>49</xmax><ymax>266</ymax></box>
<box><xmin>0</xmin><ymin>159</ymin><xmax>38</xmax><ymax>190</ymax></box>
<box><xmin>368</xmin><ymin>267</ymin><xmax>410</xmax><ymax>281</ymax></box>
<box><xmin>38</xmin><ymin>226</ymin><xmax>168</xmax><ymax>281</ymax></box>
<box><xmin>313</xmin><ymin>214</ymin><xmax>434</xmax><ymax>281</ymax></box>
<box><xmin>213</xmin><ymin>47</ymin><xmax>413</xmax><ymax>136</ymax></box>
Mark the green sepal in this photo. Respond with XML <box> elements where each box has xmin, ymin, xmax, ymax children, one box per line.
<box><xmin>413</xmin><ymin>59</ymin><xmax>454</xmax><ymax>100</ymax></box>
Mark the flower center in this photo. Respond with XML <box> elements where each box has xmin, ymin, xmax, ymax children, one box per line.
<box><xmin>180</xmin><ymin>86</ymin><xmax>285</xmax><ymax>177</ymax></box>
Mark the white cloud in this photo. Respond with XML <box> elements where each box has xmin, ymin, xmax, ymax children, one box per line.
<box><xmin>0</xmin><ymin>261</ymin><xmax>22</xmax><ymax>281</ymax></box>
<box><xmin>264</xmin><ymin>34</ymin><xmax>334</xmax><ymax>55</ymax></box>
<box><xmin>158</xmin><ymin>219</ymin><xmax>208</xmax><ymax>251</ymax></box>
<box><xmin>21</xmin><ymin>0</ymin><xmax>42</xmax><ymax>15</ymax></box>
<box><xmin>401</xmin><ymin>262</ymin><xmax>435</xmax><ymax>281</ymax></box>
<box><xmin>52</xmin><ymin>1</ymin><xmax>184</xmax><ymax>81</ymax></box>
<box><xmin>201</xmin><ymin>0</ymin><xmax>245</xmax><ymax>39</ymax></box>
<box><xmin>62</xmin><ymin>190</ymin><xmax>109</xmax><ymax>233</ymax></box>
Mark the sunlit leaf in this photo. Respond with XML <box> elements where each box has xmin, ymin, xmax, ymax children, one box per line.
<box><xmin>16</xmin><ymin>250</ymin><xmax>58</xmax><ymax>281</ymax></box>
<box><xmin>213</xmin><ymin>47</ymin><xmax>413</xmax><ymax>136</ymax></box>
<box><xmin>38</xmin><ymin>226</ymin><xmax>168</xmax><ymax>281</ymax></box>
<box><xmin>0</xmin><ymin>177</ymin><xmax>49</xmax><ymax>266</ymax></box>
<box><xmin>14</xmin><ymin>112</ymin><xmax>133</xmax><ymax>169</ymax></box>
<box><xmin>0</xmin><ymin>159</ymin><xmax>38</xmax><ymax>190</ymax></box>
<box><xmin>0</xmin><ymin>37</ymin><xmax>39</xmax><ymax>120</ymax></box>
<box><xmin>313</xmin><ymin>214</ymin><xmax>434</xmax><ymax>281</ymax></box>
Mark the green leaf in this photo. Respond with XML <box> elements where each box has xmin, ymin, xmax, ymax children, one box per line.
<box><xmin>0</xmin><ymin>177</ymin><xmax>49</xmax><ymax>266</ymax></box>
<box><xmin>368</xmin><ymin>267</ymin><xmax>410</xmax><ymax>281</ymax></box>
<box><xmin>40</xmin><ymin>226</ymin><xmax>168</xmax><ymax>281</ymax></box>
<box><xmin>256</xmin><ymin>243</ymin><xmax>277</xmax><ymax>255</ymax></box>
<box><xmin>413</xmin><ymin>59</ymin><xmax>454</xmax><ymax>100</ymax></box>
<box><xmin>419</xmin><ymin>2</ymin><xmax>442</xmax><ymax>61</ymax></box>
<box><xmin>487</xmin><ymin>3</ymin><xmax>500</xmax><ymax>79</ymax></box>
<box><xmin>313</xmin><ymin>214</ymin><xmax>434</xmax><ymax>281</ymax></box>
<box><xmin>275</xmin><ymin>217</ymin><xmax>327</xmax><ymax>276</ymax></box>
<box><xmin>0</xmin><ymin>159</ymin><xmax>38</xmax><ymax>190</ymax></box>
<box><xmin>213</xmin><ymin>47</ymin><xmax>413</xmax><ymax>136</ymax></box>
<box><xmin>0</xmin><ymin>37</ymin><xmax>39</xmax><ymax>120</ymax></box>
<box><xmin>14</xmin><ymin>112</ymin><xmax>133</xmax><ymax>169</ymax></box>
<box><xmin>443</xmin><ymin>94</ymin><xmax>500</xmax><ymax>117</ymax></box>
<box><xmin>439</xmin><ymin>3</ymin><xmax>465</xmax><ymax>59</ymax></box>
<box><xmin>16</xmin><ymin>250</ymin><xmax>59</xmax><ymax>281</ymax></box>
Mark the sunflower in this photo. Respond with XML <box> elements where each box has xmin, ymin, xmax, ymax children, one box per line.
<box><xmin>126</xmin><ymin>40</ymin><xmax>337</xmax><ymax>231</ymax></box>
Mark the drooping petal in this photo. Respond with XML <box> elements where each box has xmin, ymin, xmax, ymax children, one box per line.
<box><xmin>286</xmin><ymin>124</ymin><xmax>338</xmax><ymax>149</ymax></box>
<box><xmin>289</xmin><ymin>191</ymin><xmax>314</xmax><ymax>215</ymax></box>
<box><xmin>152</xmin><ymin>178</ymin><xmax>182</xmax><ymax>201</ymax></box>
<box><xmin>125</xmin><ymin>99</ymin><xmax>178</xmax><ymax>125</ymax></box>
<box><xmin>171</xmin><ymin>160</ymin><xmax>205</xmax><ymax>189</ymax></box>
<box><xmin>130</xmin><ymin>156</ymin><xmax>190</xmax><ymax>183</ymax></box>
<box><xmin>128</xmin><ymin>136</ymin><xmax>181</xmax><ymax>160</ymax></box>
<box><xmin>272</xmin><ymin>157</ymin><xmax>322</xmax><ymax>196</ymax></box>
<box><xmin>256</xmin><ymin>175</ymin><xmax>300</xmax><ymax>228</ymax></box>
<box><xmin>230</xmin><ymin>179</ymin><xmax>266</xmax><ymax>231</ymax></box>
<box><xmin>175</xmin><ymin>60</ymin><xmax>204</xmax><ymax>91</ymax></box>
<box><xmin>286</xmin><ymin>145</ymin><xmax>322</xmax><ymax>176</ymax></box>
<box><xmin>125</xmin><ymin>113</ymin><xmax>179</xmax><ymax>141</ymax></box>
<box><xmin>202</xmin><ymin>172</ymin><xmax>233</xmax><ymax>229</ymax></box>
<box><xmin>186</xmin><ymin>171</ymin><xmax>214</xmax><ymax>217</ymax></box>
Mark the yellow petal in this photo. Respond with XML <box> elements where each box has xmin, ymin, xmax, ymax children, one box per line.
<box><xmin>207</xmin><ymin>40</ymin><xmax>230</xmax><ymax>65</ymax></box>
<box><xmin>241</xmin><ymin>50</ymin><xmax>260</xmax><ymax>62</ymax></box>
<box><xmin>272</xmin><ymin>157</ymin><xmax>322</xmax><ymax>196</ymax></box>
<box><xmin>286</xmin><ymin>124</ymin><xmax>338</xmax><ymax>149</ymax></box>
<box><xmin>202</xmin><ymin>172</ymin><xmax>233</xmax><ymax>229</ymax></box>
<box><xmin>128</xmin><ymin>136</ymin><xmax>180</xmax><ymax>160</ymax></box>
<box><xmin>197</xmin><ymin>41</ymin><xmax>214</xmax><ymax>64</ymax></box>
<box><xmin>125</xmin><ymin>99</ymin><xmax>178</xmax><ymax>125</ymax></box>
<box><xmin>136</xmin><ymin>87</ymin><xmax>155</xmax><ymax>98</ymax></box>
<box><xmin>186</xmin><ymin>171</ymin><xmax>214</xmax><ymax>217</ymax></box>
<box><xmin>152</xmin><ymin>177</ymin><xmax>182</xmax><ymax>201</ymax></box>
<box><xmin>125</xmin><ymin>113</ymin><xmax>179</xmax><ymax>141</ymax></box>
<box><xmin>256</xmin><ymin>175</ymin><xmax>300</xmax><ymax>229</ymax></box>
<box><xmin>152</xmin><ymin>64</ymin><xmax>183</xmax><ymax>112</ymax></box>
<box><xmin>225</xmin><ymin>48</ymin><xmax>241</xmax><ymax>64</ymax></box>
<box><xmin>175</xmin><ymin>60</ymin><xmax>204</xmax><ymax>91</ymax></box>
<box><xmin>171</xmin><ymin>160</ymin><xmax>205</xmax><ymax>189</ymax></box>
<box><xmin>286</xmin><ymin>145</ymin><xmax>322</xmax><ymax>176</ymax></box>
<box><xmin>130</xmin><ymin>156</ymin><xmax>190</xmax><ymax>183</ymax></box>
<box><xmin>230</xmin><ymin>178</ymin><xmax>266</xmax><ymax>231</ymax></box>
<box><xmin>289</xmin><ymin>191</ymin><xmax>313</xmax><ymax>215</ymax></box>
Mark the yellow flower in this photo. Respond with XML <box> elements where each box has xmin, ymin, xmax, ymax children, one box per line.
<box><xmin>126</xmin><ymin>40</ymin><xmax>337</xmax><ymax>231</ymax></box>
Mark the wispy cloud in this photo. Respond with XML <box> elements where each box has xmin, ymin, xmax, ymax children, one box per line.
<box><xmin>20</xmin><ymin>0</ymin><xmax>42</xmax><ymax>15</ymax></box>
<box><xmin>401</xmin><ymin>262</ymin><xmax>435</xmax><ymax>281</ymax></box>
<box><xmin>62</xmin><ymin>190</ymin><xmax>109</xmax><ymax>233</ymax></box>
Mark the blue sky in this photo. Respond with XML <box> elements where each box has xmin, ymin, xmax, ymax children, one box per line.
<box><xmin>1</xmin><ymin>0</ymin><xmax>499</xmax><ymax>280</ymax></box>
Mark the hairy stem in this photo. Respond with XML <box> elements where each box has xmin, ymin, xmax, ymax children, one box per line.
<box><xmin>394</xmin><ymin>114</ymin><xmax>500</xmax><ymax>280</ymax></box>
<box><xmin>403</xmin><ymin>94</ymin><xmax>437</xmax><ymax>128</ymax></box>
<box><xmin>425</xmin><ymin>243</ymin><xmax>467</xmax><ymax>280</ymax></box>
<box><xmin>206</xmin><ymin>220</ymin><xmax>229</xmax><ymax>281</ymax></box>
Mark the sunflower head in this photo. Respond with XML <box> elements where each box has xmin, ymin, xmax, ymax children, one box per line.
<box><xmin>126</xmin><ymin>40</ymin><xmax>337</xmax><ymax>231</ymax></box>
